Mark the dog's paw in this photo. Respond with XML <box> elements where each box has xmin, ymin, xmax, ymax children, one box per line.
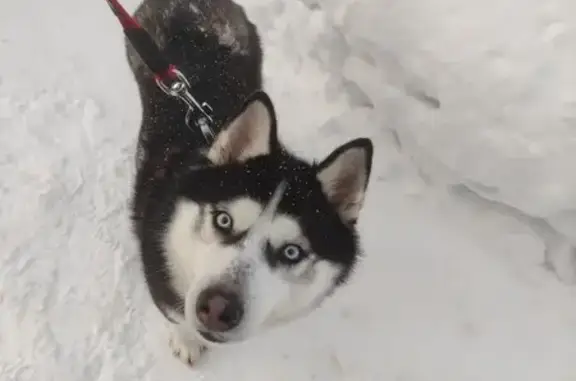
<box><xmin>169</xmin><ymin>328</ymin><xmax>207</xmax><ymax>366</ymax></box>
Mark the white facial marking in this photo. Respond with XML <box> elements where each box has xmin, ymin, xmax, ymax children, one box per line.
<box><xmin>164</xmin><ymin>197</ymin><xmax>264</xmax><ymax>298</ymax></box>
<box><xmin>165</xmin><ymin>200</ymin><xmax>204</xmax><ymax>297</ymax></box>
<box><xmin>267</xmin><ymin>215</ymin><xmax>310</xmax><ymax>251</ymax></box>
<box><xmin>221</xmin><ymin>198</ymin><xmax>263</xmax><ymax>233</ymax></box>
<box><xmin>252</xmin><ymin>256</ymin><xmax>342</xmax><ymax>330</ymax></box>
<box><xmin>235</xmin><ymin>201</ymin><xmax>343</xmax><ymax>335</ymax></box>
<box><xmin>163</xmin><ymin>183</ymin><xmax>346</xmax><ymax>343</ymax></box>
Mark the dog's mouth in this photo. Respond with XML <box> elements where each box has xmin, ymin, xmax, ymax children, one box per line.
<box><xmin>198</xmin><ymin>330</ymin><xmax>228</xmax><ymax>344</ymax></box>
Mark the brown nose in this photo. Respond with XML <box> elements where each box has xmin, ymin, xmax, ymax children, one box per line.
<box><xmin>195</xmin><ymin>286</ymin><xmax>244</xmax><ymax>332</ymax></box>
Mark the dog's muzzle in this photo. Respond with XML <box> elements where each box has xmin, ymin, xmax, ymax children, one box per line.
<box><xmin>195</xmin><ymin>284</ymin><xmax>244</xmax><ymax>342</ymax></box>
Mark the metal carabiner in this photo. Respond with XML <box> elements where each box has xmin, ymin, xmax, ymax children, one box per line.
<box><xmin>155</xmin><ymin>69</ymin><xmax>216</xmax><ymax>144</ymax></box>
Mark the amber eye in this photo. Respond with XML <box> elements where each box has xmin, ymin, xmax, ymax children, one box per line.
<box><xmin>213</xmin><ymin>211</ymin><xmax>233</xmax><ymax>233</ymax></box>
<box><xmin>279</xmin><ymin>244</ymin><xmax>306</xmax><ymax>264</ymax></box>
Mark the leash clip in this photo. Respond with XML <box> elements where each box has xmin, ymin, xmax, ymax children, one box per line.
<box><xmin>155</xmin><ymin>68</ymin><xmax>216</xmax><ymax>144</ymax></box>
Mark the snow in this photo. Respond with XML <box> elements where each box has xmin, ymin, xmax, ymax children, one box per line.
<box><xmin>2</xmin><ymin>0</ymin><xmax>576</xmax><ymax>380</ymax></box>
<box><xmin>311</xmin><ymin>0</ymin><xmax>576</xmax><ymax>280</ymax></box>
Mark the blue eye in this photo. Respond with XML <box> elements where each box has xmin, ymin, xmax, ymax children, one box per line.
<box><xmin>280</xmin><ymin>244</ymin><xmax>306</xmax><ymax>263</ymax></box>
<box><xmin>213</xmin><ymin>211</ymin><xmax>233</xmax><ymax>232</ymax></box>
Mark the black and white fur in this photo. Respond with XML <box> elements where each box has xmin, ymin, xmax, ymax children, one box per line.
<box><xmin>126</xmin><ymin>0</ymin><xmax>373</xmax><ymax>366</ymax></box>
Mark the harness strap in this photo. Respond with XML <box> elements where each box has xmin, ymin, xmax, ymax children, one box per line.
<box><xmin>105</xmin><ymin>0</ymin><xmax>216</xmax><ymax>143</ymax></box>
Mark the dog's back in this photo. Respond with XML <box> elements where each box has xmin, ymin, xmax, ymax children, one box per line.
<box><xmin>126</xmin><ymin>0</ymin><xmax>263</xmax><ymax>163</ymax></box>
<box><xmin>127</xmin><ymin>0</ymin><xmax>264</xmax><ymax>248</ymax></box>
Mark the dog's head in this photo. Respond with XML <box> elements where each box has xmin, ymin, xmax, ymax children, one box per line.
<box><xmin>163</xmin><ymin>91</ymin><xmax>373</xmax><ymax>344</ymax></box>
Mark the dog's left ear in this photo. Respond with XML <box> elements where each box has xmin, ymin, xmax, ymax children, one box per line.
<box><xmin>316</xmin><ymin>138</ymin><xmax>373</xmax><ymax>225</ymax></box>
<box><xmin>207</xmin><ymin>91</ymin><xmax>278</xmax><ymax>165</ymax></box>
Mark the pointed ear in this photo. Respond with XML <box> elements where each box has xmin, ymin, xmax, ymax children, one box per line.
<box><xmin>316</xmin><ymin>138</ymin><xmax>373</xmax><ymax>225</ymax></box>
<box><xmin>207</xmin><ymin>91</ymin><xmax>278</xmax><ymax>165</ymax></box>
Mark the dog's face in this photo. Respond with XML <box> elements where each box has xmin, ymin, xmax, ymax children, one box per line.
<box><xmin>163</xmin><ymin>92</ymin><xmax>373</xmax><ymax>345</ymax></box>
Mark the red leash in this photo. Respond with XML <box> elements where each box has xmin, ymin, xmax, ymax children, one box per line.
<box><xmin>105</xmin><ymin>0</ymin><xmax>139</xmax><ymax>29</ymax></box>
<box><xmin>105</xmin><ymin>0</ymin><xmax>215</xmax><ymax>142</ymax></box>
<box><xmin>105</xmin><ymin>0</ymin><xmax>177</xmax><ymax>83</ymax></box>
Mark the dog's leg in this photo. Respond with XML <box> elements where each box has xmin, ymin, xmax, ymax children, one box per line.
<box><xmin>168</xmin><ymin>323</ymin><xmax>207</xmax><ymax>366</ymax></box>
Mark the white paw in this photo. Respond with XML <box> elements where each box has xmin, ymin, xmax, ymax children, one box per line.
<box><xmin>169</xmin><ymin>326</ymin><xmax>207</xmax><ymax>366</ymax></box>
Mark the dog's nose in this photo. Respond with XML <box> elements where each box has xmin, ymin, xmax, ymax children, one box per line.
<box><xmin>195</xmin><ymin>286</ymin><xmax>244</xmax><ymax>332</ymax></box>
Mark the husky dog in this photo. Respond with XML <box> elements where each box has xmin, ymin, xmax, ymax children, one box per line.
<box><xmin>126</xmin><ymin>0</ymin><xmax>373</xmax><ymax>366</ymax></box>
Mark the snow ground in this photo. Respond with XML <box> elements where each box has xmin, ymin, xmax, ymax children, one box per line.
<box><xmin>2</xmin><ymin>0</ymin><xmax>576</xmax><ymax>380</ymax></box>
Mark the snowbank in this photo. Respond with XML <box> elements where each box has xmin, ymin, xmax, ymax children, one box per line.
<box><xmin>300</xmin><ymin>0</ymin><xmax>576</xmax><ymax>281</ymax></box>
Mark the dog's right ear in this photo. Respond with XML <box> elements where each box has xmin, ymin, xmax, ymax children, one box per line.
<box><xmin>207</xmin><ymin>91</ymin><xmax>278</xmax><ymax>165</ymax></box>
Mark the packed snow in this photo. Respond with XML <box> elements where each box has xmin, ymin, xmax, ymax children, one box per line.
<box><xmin>1</xmin><ymin>0</ymin><xmax>576</xmax><ymax>380</ymax></box>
